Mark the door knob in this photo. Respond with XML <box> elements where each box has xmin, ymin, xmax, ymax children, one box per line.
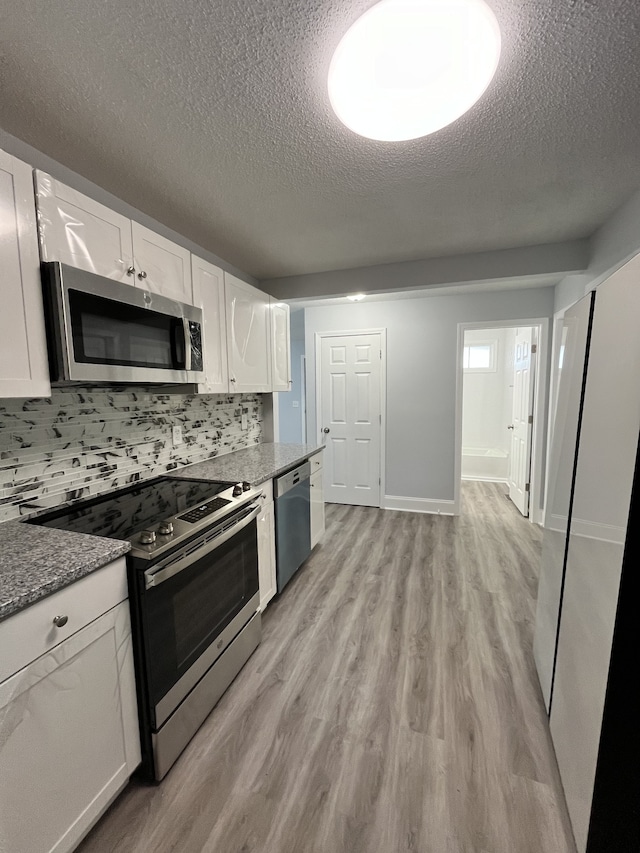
<box><xmin>322</xmin><ymin>427</ymin><xmax>330</xmax><ymax>434</ymax></box>
<box><xmin>507</xmin><ymin>424</ymin><xmax>515</xmax><ymax>430</ymax></box>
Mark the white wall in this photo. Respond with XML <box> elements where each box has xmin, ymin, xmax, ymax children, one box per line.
<box><xmin>462</xmin><ymin>328</ymin><xmax>515</xmax><ymax>454</ymax></box>
<box><xmin>305</xmin><ymin>286</ymin><xmax>554</xmax><ymax>504</ymax></box>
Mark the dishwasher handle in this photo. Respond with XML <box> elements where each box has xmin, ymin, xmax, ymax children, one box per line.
<box><xmin>274</xmin><ymin>461</ymin><xmax>311</xmax><ymax>498</ymax></box>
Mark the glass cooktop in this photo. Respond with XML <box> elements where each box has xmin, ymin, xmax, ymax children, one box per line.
<box><xmin>28</xmin><ymin>477</ymin><xmax>232</xmax><ymax>542</ymax></box>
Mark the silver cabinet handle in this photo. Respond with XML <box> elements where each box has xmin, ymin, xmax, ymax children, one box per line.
<box><xmin>126</xmin><ymin>266</ymin><xmax>135</xmax><ymax>276</ymax></box>
<box><xmin>53</xmin><ymin>615</ymin><xmax>68</xmax><ymax>628</ymax></box>
<box><xmin>507</xmin><ymin>424</ymin><xmax>515</xmax><ymax>430</ymax></box>
<box><xmin>137</xmin><ymin>270</ymin><xmax>148</xmax><ymax>280</ymax></box>
<box><xmin>230</xmin><ymin>377</ymin><xmax>236</xmax><ymax>383</ymax></box>
<box><xmin>323</xmin><ymin>427</ymin><xmax>330</xmax><ymax>434</ymax></box>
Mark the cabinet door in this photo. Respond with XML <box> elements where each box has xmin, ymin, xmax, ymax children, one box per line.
<box><xmin>225</xmin><ymin>273</ymin><xmax>272</xmax><ymax>392</ymax></box>
<box><xmin>0</xmin><ymin>153</ymin><xmax>51</xmax><ymax>398</ymax></box>
<box><xmin>270</xmin><ymin>299</ymin><xmax>291</xmax><ymax>392</ymax></box>
<box><xmin>34</xmin><ymin>170</ymin><xmax>134</xmax><ymax>282</ymax></box>
<box><xmin>131</xmin><ymin>221</ymin><xmax>192</xmax><ymax>303</ymax></box>
<box><xmin>310</xmin><ymin>468</ymin><xmax>325</xmax><ymax>548</ymax></box>
<box><xmin>257</xmin><ymin>499</ymin><xmax>277</xmax><ymax>611</ymax></box>
<box><xmin>191</xmin><ymin>255</ymin><xmax>229</xmax><ymax>393</ymax></box>
<box><xmin>0</xmin><ymin>601</ymin><xmax>140</xmax><ymax>853</ymax></box>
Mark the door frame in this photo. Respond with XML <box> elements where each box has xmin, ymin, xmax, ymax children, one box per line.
<box><xmin>455</xmin><ymin>318</ymin><xmax>550</xmax><ymax>524</ymax></box>
<box><xmin>314</xmin><ymin>328</ymin><xmax>387</xmax><ymax>509</ymax></box>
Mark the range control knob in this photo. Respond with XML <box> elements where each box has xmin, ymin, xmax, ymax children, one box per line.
<box><xmin>242</xmin><ymin>481</ymin><xmax>251</xmax><ymax>491</ymax></box>
<box><xmin>158</xmin><ymin>521</ymin><xmax>174</xmax><ymax>536</ymax></box>
<box><xmin>232</xmin><ymin>483</ymin><xmax>243</xmax><ymax>497</ymax></box>
<box><xmin>140</xmin><ymin>529</ymin><xmax>157</xmax><ymax>545</ymax></box>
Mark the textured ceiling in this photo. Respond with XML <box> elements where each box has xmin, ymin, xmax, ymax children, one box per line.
<box><xmin>1</xmin><ymin>1</ymin><xmax>640</xmax><ymax>280</ymax></box>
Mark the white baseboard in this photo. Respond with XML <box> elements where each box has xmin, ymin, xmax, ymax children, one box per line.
<box><xmin>461</xmin><ymin>475</ymin><xmax>509</xmax><ymax>484</ymax></box>
<box><xmin>383</xmin><ymin>495</ymin><xmax>457</xmax><ymax>515</ymax></box>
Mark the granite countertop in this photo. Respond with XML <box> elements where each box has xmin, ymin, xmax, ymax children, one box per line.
<box><xmin>167</xmin><ymin>442</ymin><xmax>324</xmax><ymax>486</ymax></box>
<box><xmin>0</xmin><ymin>522</ymin><xmax>130</xmax><ymax>623</ymax></box>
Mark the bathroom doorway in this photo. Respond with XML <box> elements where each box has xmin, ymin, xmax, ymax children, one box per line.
<box><xmin>455</xmin><ymin>319</ymin><xmax>548</xmax><ymax>522</ymax></box>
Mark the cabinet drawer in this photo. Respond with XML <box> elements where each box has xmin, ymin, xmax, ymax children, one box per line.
<box><xmin>0</xmin><ymin>557</ymin><xmax>128</xmax><ymax>683</ymax></box>
<box><xmin>260</xmin><ymin>479</ymin><xmax>273</xmax><ymax>505</ymax></box>
<box><xmin>310</xmin><ymin>452</ymin><xmax>324</xmax><ymax>473</ymax></box>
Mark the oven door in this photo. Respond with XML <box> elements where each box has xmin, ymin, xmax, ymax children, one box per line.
<box><xmin>138</xmin><ymin>504</ymin><xmax>260</xmax><ymax>729</ymax></box>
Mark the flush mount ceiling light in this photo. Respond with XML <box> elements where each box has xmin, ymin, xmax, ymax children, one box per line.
<box><xmin>347</xmin><ymin>293</ymin><xmax>366</xmax><ymax>301</ymax></box>
<box><xmin>328</xmin><ymin>0</ymin><xmax>501</xmax><ymax>142</ymax></box>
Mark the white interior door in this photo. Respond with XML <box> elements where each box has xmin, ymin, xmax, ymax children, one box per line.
<box><xmin>319</xmin><ymin>333</ymin><xmax>382</xmax><ymax>507</ymax></box>
<box><xmin>508</xmin><ymin>327</ymin><xmax>536</xmax><ymax>515</ymax></box>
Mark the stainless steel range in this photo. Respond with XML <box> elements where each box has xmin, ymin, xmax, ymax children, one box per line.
<box><xmin>30</xmin><ymin>476</ymin><xmax>263</xmax><ymax>781</ymax></box>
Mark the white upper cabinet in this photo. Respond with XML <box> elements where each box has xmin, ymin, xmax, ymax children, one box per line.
<box><xmin>225</xmin><ymin>272</ymin><xmax>272</xmax><ymax>393</ymax></box>
<box><xmin>0</xmin><ymin>152</ymin><xmax>51</xmax><ymax>399</ymax></box>
<box><xmin>131</xmin><ymin>221</ymin><xmax>192</xmax><ymax>304</ymax></box>
<box><xmin>270</xmin><ymin>298</ymin><xmax>291</xmax><ymax>392</ymax></box>
<box><xmin>34</xmin><ymin>170</ymin><xmax>133</xmax><ymax>282</ymax></box>
<box><xmin>35</xmin><ymin>171</ymin><xmax>192</xmax><ymax>303</ymax></box>
<box><xmin>191</xmin><ymin>255</ymin><xmax>229</xmax><ymax>393</ymax></box>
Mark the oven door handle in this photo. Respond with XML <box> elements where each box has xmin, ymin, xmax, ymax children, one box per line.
<box><xmin>143</xmin><ymin>504</ymin><xmax>261</xmax><ymax>590</ymax></box>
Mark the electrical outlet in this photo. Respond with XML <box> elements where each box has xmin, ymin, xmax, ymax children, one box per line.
<box><xmin>241</xmin><ymin>407</ymin><xmax>248</xmax><ymax>431</ymax></box>
<box><xmin>172</xmin><ymin>425</ymin><xmax>183</xmax><ymax>445</ymax></box>
<box><xmin>292</xmin><ymin>400</ymin><xmax>299</xmax><ymax>408</ymax></box>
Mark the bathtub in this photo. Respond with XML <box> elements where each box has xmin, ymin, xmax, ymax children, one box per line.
<box><xmin>461</xmin><ymin>446</ymin><xmax>510</xmax><ymax>482</ymax></box>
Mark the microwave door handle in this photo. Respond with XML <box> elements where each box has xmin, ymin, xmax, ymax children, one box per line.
<box><xmin>183</xmin><ymin>318</ymin><xmax>192</xmax><ymax>371</ymax></box>
<box><xmin>144</xmin><ymin>503</ymin><xmax>261</xmax><ymax>590</ymax></box>
<box><xmin>170</xmin><ymin>318</ymin><xmax>186</xmax><ymax>369</ymax></box>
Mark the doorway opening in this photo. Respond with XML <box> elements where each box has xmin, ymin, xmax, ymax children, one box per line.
<box><xmin>455</xmin><ymin>320</ymin><xmax>549</xmax><ymax>522</ymax></box>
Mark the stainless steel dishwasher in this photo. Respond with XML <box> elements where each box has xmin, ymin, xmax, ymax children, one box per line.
<box><xmin>274</xmin><ymin>460</ymin><xmax>312</xmax><ymax>592</ymax></box>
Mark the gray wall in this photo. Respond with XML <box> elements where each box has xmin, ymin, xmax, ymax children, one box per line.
<box><xmin>305</xmin><ymin>286</ymin><xmax>554</xmax><ymax>503</ymax></box>
<box><xmin>554</xmin><ymin>189</ymin><xmax>640</xmax><ymax>313</ymax></box>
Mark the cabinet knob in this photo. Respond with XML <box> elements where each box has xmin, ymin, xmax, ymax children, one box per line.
<box><xmin>507</xmin><ymin>424</ymin><xmax>515</xmax><ymax>430</ymax></box>
<box><xmin>137</xmin><ymin>270</ymin><xmax>148</xmax><ymax>280</ymax></box>
<box><xmin>52</xmin><ymin>615</ymin><xmax>69</xmax><ymax>628</ymax></box>
<box><xmin>126</xmin><ymin>266</ymin><xmax>135</xmax><ymax>276</ymax></box>
<box><xmin>322</xmin><ymin>427</ymin><xmax>330</xmax><ymax>434</ymax></box>
<box><xmin>230</xmin><ymin>377</ymin><xmax>236</xmax><ymax>383</ymax></box>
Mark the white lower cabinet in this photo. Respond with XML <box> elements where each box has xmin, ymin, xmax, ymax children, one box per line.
<box><xmin>257</xmin><ymin>482</ymin><xmax>277</xmax><ymax>611</ymax></box>
<box><xmin>0</xmin><ymin>558</ymin><xmax>140</xmax><ymax>853</ymax></box>
<box><xmin>310</xmin><ymin>451</ymin><xmax>325</xmax><ymax>549</ymax></box>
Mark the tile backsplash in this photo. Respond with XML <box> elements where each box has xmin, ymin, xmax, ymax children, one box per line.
<box><xmin>0</xmin><ymin>387</ymin><xmax>262</xmax><ymax>521</ymax></box>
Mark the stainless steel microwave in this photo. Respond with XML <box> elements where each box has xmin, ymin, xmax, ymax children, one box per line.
<box><xmin>41</xmin><ymin>262</ymin><xmax>204</xmax><ymax>385</ymax></box>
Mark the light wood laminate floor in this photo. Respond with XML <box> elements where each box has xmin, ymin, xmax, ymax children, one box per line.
<box><xmin>78</xmin><ymin>482</ymin><xmax>576</xmax><ymax>853</ymax></box>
